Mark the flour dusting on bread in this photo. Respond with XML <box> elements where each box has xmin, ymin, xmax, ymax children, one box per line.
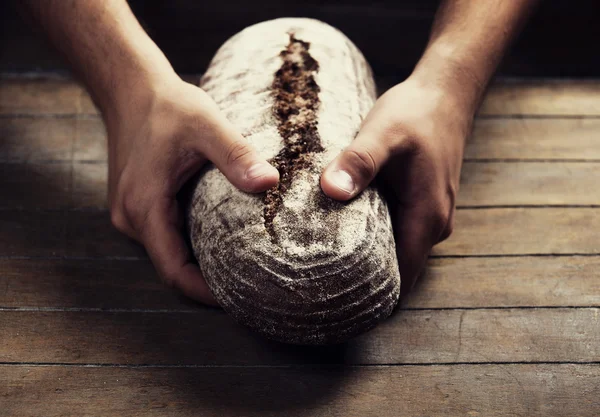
<box><xmin>188</xmin><ymin>18</ymin><xmax>401</xmax><ymax>345</ymax></box>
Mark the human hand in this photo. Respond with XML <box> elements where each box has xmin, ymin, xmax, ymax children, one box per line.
<box><xmin>320</xmin><ymin>77</ymin><xmax>473</xmax><ymax>294</ymax></box>
<box><xmin>107</xmin><ymin>74</ymin><xmax>279</xmax><ymax>305</ymax></box>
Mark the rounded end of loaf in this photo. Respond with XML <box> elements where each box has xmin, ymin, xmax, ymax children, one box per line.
<box><xmin>188</xmin><ymin>170</ymin><xmax>401</xmax><ymax>345</ymax></box>
<box><xmin>211</xmin><ymin>245</ymin><xmax>401</xmax><ymax>345</ymax></box>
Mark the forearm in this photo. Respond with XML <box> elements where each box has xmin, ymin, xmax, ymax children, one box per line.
<box><xmin>413</xmin><ymin>0</ymin><xmax>539</xmax><ymax>113</ymax></box>
<box><xmin>18</xmin><ymin>0</ymin><xmax>175</xmax><ymax>123</ymax></box>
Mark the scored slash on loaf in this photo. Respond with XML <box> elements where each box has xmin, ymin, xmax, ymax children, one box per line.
<box><xmin>186</xmin><ymin>18</ymin><xmax>401</xmax><ymax>345</ymax></box>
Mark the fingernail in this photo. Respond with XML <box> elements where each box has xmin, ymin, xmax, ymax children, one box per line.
<box><xmin>245</xmin><ymin>162</ymin><xmax>275</xmax><ymax>180</ymax></box>
<box><xmin>329</xmin><ymin>170</ymin><xmax>355</xmax><ymax>194</ymax></box>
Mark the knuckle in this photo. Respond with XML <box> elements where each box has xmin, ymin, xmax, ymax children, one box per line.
<box><xmin>447</xmin><ymin>182</ymin><xmax>458</xmax><ymax>207</ymax></box>
<box><xmin>157</xmin><ymin>263</ymin><xmax>181</xmax><ymax>289</ymax></box>
<box><xmin>110</xmin><ymin>208</ymin><xmax>129</xmax><ymax>234</ymax></box>
<box><xmin>160</xmin><ymin>271</ymin><xmax>177</xmax><ymax>289</ymax></box>
<box><xmin>432</xmin><ymin>207</ymin><xmax>451</xmax><ymax>232</ymax></box>
<box><xmin>122</xmin><ymin>194</ymin><xmax>141</xmax><ymax>222</ymax></box>
<box><xmin>344</xmin><ymin>148</ymin><xmax>378</xmax><ymax>180</ymax></box>
<box><xmin>432</xmin><ymin>193</ymin><xmax>456</xmax><ymax>243</ymax></box>
<box><xmin>225</xmin><ymin>141</ymin><xmax>252</xmax><ymax>167</ymax></box>
<box><xmin>381</xmin><ymin>122</ymin><xmax>420</xmax><ymax>154</ymax></box>
<box><xmin>440</xmin><ymin>219</ymin><xmax>454</xmax><ymax>242</ymax></box>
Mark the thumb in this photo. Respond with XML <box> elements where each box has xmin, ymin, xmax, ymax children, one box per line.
<box><xmin>202</xmin><ymin>117</ymin><xmax>279</xmax><ymax>193</ymax></box>
<box><xmin>321</xmin><ymin>125</ymin><xmax>392</xmax><ymax>201</ymax></box>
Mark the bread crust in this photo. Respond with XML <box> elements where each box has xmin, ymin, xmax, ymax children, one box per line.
<box><xmin>187</xmin><ymin>18</ymin><xmax>401</xmax><ymax>345</ymax></box>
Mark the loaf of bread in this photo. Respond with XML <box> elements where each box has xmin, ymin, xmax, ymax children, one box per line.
<box><xmin>186</xmin><ymin>18</ymin><xmax>401</xmax><ymax>345</ymax></box>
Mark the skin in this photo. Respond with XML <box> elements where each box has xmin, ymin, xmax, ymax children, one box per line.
<box><xmin>321</xmin><ymin>0</ymin><xmax>539</xmax><ymax>293</ymax></box>
<box><xmin>18</xmin><ymin>0</ymin><xmax>537</xmax><ymax>304</ymax></box>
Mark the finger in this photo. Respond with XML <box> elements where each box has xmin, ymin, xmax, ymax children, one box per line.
<box><xmin>393</xmin><ymin>205</ymin><xmax>438</xmax><ymax>296</ymax></box>
<box><xmin>141</xmin><ymin>199</ymin><xmax>218</xmax><ymax>306</ymax></box>
<box><xmin>200</xmin><ymin>115</ymin><xmax>279</xmax><ymax>193</ymax></box>
<box><xmin>320</xmin><ymin>123</ymin><xmax>412</xmax><ymax>201</ymax></box>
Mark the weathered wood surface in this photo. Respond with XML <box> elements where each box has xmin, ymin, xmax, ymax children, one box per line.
<box><xmin>458</xmin><ymin>162</ymin><xmax>600</xmax><ymax>206</ymax></box>
<box><xmin>1</xmin><ymin>308</ymin><xmax>599</xmax><ymax>365</ymax></box>
<box><xmin>4</xmin><ymin>160</ymin><xmax>600</xmax><ymax>209</ymax></box>
<box><xmin>479</xmin><ymin>81</ymin><xmax>600</xmax><ymax>116</ymax></box>
<box><xmin>4</xmin><ymin>77</ymin><xmax>600</xmax><ymax>116</ymax></box>
<box><xmin>436</xmin><ymin>208</ymin><xmax>600</xmax><ymax>256</ymax></box>
<box><xmin>1</xmin><ymin>365</ymin><xmax>599</xmax><ymax>417</ymax></box>
<box><xmin>4</xmin><ymin>116</ymin><xmax>600</xmax><ymax>163</ymax></box>
<box><xmin>2</xmin><ymin>208</ymin><xmax>598</xmax><ymax>259</ymax></box>
<box><xmin>2</xmin><ymin>257</ymin><xmax>599</xmax><ymax>310</ymax></box>
<box><xmin>2</xmin><ymin>77</ymin><xmax>600</xmax><ymax>415</ymax></box>
<box><xmin>467</xmin><ymin>118</ymin><xmax>600</xmax><ymax>160</ymax></box>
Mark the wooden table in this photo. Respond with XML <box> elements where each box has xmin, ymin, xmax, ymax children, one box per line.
<box><xmin>1</xmin><ymin>75</ymin><xmax>599</xmax><ymax>416</ymax></box>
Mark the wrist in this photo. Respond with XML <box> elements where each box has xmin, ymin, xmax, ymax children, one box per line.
<box><xmin>410</xmin><ymin>40</ymin><xmax>490</xmax><ymax>116</ymax></box>
<box><xmin>98</xmin><ymin>47</ymin><xmax>179</xmax><ymax>129</ymax></box>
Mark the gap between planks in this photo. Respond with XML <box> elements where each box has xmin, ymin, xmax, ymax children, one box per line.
<box><xmin>1</xmin><ymin>305</ymin><xmax>599</xmax><ymax>313</ymax></box>
<box><xmin>5</xmin><ymin>113</ymin><xmax>600</xmax><ymax>119</ymax></box>
<box><xmin>1</xmin><ymin>361</ymin><xmax>599</xmax><ymax>368</ymax></box>
<box><xmin>3</xmin><ymin>253</ymin><xmax>600</xmax><ymax>261</ymax></box>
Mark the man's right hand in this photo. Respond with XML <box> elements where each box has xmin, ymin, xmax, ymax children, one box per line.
<box><xmin>107</xmin><ymin>74</ymin><xmax>279</xmax><ymax>305</ymax></box>
<box><xmin>17</xmin><ymin>0</ymin><xmax>279</xmax><ymax>305</ymax></box>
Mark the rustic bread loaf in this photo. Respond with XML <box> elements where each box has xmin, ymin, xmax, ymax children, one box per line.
<box><xmin>186</xmin><ymin>18</ymin><xmax>401</xmax><ymax>345</ymax></box>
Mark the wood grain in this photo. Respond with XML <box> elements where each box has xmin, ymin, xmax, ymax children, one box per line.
<box><xmin>407</xmin><ymin>256</ymin><xmax>600</xmax><ymax>309</ymax></box>
<box><xmin>2</xmin><ymin>364</ymin><xmax>599</xmax><ymax>417</ymax></box>
<box><xmin>0</xmin><ymin>259</ymin><xmax>188</xmax><ymax>310</ymax></box>
<box><xmin>3</xmin><ymin>116</ymin><xmax>599</xmax><ymax>163</ymax></box>
<box><xmin>458</xmin><ymin>162</ymin><xmax>600</xmax><ymax>206</ymax></box>
<box><xmin>2</xmin><ymin>17</ymin><xmax>600</xmax><ymax>417</ymax></box>
<box><xmin>0</xmin><ymin>210</ymin><xmax>145</xmax><ymax>258</ymax></box>
<box><xmin>2</xmin><ymin>308</ymin><xmax>599</xmax><ymax>365</ymax></box>
<box><xmin>0</xmin><ymin>117</ymin><xmax>105</xmax><ymax>163</ymax></box>
<box><xmin>3</xmin><ymin>78</ymin><xmax>600</xmax><ymax>117</ymax></box>
<box><xmin>436</xmin><ymin>208</ymin><xmax>600</xmax><ymax>256</ymax></box>
<box><xmin>0</xmin><ymin>117</ymin><xmax>72</xmax><ymax>162</ymax></box>
<box><xmin>0</xmin><ymin>78</ymin><xmax>97</xmax><ymax>116</ymax></box>
<box><xmin>4</xmin><ymin>160</ymin><xmax>600</xmax><ymax>210</ymax></box>
<box><xmin>0</xmin><ymin>163</ymin><xmax>72</xmax><ymax>209</ymax></box>
<box><xmin>2</xmin><ymin>208</ymin><xmax>597</xmax><ymax>258</ymax></box>
<box><xmin>480</xmin><ymin>81</ymin><xmax>600</xmax><ymax>116</ymax></box>
<box><xmin>0</xmin><ymin>162</ymin><xmax>106</xmax><ymax>209</ymax></box>
<box><xmin>467</xmin><ymin>118</ymin><xmax>600</xmax><ymax>160</ymax></box>
<box><xmin>2</xmin><ymin>256</ymin><xmax>600</xmax><ymax>310</ymax></box>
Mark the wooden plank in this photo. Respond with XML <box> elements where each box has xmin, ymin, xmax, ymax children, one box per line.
<box><xmin>2</xmin><ymin>364</ymin><xmax>599</xmax><ymax>417</ymax></box>
<box><xmin>2</xmin><ymin>117</ymin><xmax>600</xmax><ymax>164</ymax></box>
<box><xmin>0</xmin><ymin>211</ymin><xmax>145</xmax><ymax>258</ymax></box>
<box><xmin>3</xmin><ymin>77</ymin><xmax>600</xmax><ymax>118</ymax></box>
<box><xmin>0</xmin><ymin>117</ymin><xmax>72</xmax><ymax>162</ymax></box>
<box><xmin>2</xmin><ymin>257</ymin><xmax>600</xmax><ymax>310</ymax></box>
<box><xmin>1</xmin><ymin>210</ymin><xmax>598</xmax><ymax>259</ymax></box>
<box><xmin>406</xmin><ymin>256</ymin><xmax>600</xmax><ymax>309</ymax></box>
<box><xmin>0</xmin><ymin>117</ymin><xmax>106</xmax><ymax>162</ymax></box>
<box><xmin>0</xmin><ymin>162</ymin><xmax>106</xmax><ymax>209</ymax></box>
<box><xmin>70</xmin><ymin>162</ymin><xmax>108</xmax><ymax>208</ymax></box>
<box><xmin>0</xmin><ymin>259</ymin><xmax>192</xmax><ymax>310</ymax></box>
<box><xmin>0</xmin><ymin>163</ymin><xmax>72</xmax><ymax>209</ymax></box>
<box><xmin>458</xmin><ymin>162</ymin><xmax>600</xmax><ymax>206</ymax></box>
<box><xmin>73</xmin><ymin>118</ymin><xmax>106</xmax><ymax>161</ymax></box>
<box><xmin>1</xmin><ymin>308</ymin><xmax>599</xmax><ymax>365</ymax></box>
<box><xmin>436</xmin><ymin>208</ymin><xmax>600</xmax><ymax>256</ymax></box>
<box><xmin>5</xmin><ymin>159</ymin><xmax>600</xmax><ymax>210</ymax></box>
<box><xmin>480</xmin><ymin>81</ymin><xmax>600</xmax><ymax>116</ymax></box>
<box><xmin>0</xmin><ymin>75</ymin><xmax>195</xmax><ymax>116</ymax></box>
<box><xmin>0</xmin><ymin>77</ymin><xmax>97</xmax><ymax>115</ymax></box>
<box><xmin>467</xmin><ymin>118</ymin><xmax>600</xmax><ymax>160</ymax></box>
<box><xmin>3</xmin><ymin>114</ymin><xmax>600</xmax><ymax>166</ymax></box>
